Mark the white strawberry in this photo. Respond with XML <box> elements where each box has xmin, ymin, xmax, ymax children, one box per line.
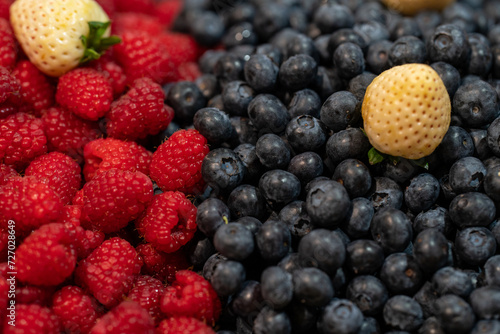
<box><xmin>10</xmin><ymin>0</ymin><xmax>120</xmax><ymax>77</ymax></box>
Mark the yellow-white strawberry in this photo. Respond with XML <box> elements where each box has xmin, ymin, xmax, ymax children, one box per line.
<box><xmin>10</xmin><ymin>0</ymin><xmax>120</xmax><ymax>77</ymax></box>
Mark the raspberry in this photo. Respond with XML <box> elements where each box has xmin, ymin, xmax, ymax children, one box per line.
<box><xmin>0</xmin><ymin>66</ymin><xmax>21</xmax><ymax>105</ymax></box>
<box><xmin>0</xmin><ymin>18</ymin><xmax>17</xmax><ymax>69</ymax></box>
<box><xmin>88</xmin><ymin>57</ymin><xmax>127</xmax><ymax>97</ymax></box>
<box><xmin>0</xmin><ymin>163</ymin><xmax>17</xmax><ymax>186</ymax></box>
<box><xmin>127</xmin><ymin>275</ymin><xmax>165</xmax><ymax>324</ymax></box>
<box><xmin>16</xmin><ymin>223</ymin><xmax>77</xmax><ymax>286</ymax></box>
<box><xmin>56</xmin><ymin>68</ymin><xmax>114</xmax><ymax>121</ymax></box>
<box><xmin>52</xmin><ymin>285</ymin><xmax>103</xmax><ymax>334</ymax></box>
<box><xmin>105</xmin><ymin>77</ymin><xmax>174</xmax><ymax>140</ymax></box>
<box><xmin>0</xmin><ymin>0</ymin><xmax>13</xmax><ymax>20</ymax></box>
<box><xmin>0</xmin><ymin>103</ymin><xmax>17</xmax><ymax>119</ymax></box>
<box><xmin>79</xmin><ymin>169</ymin><xmax>153</xmax><ymax>233</ymax></box>
<box><xmin>0</xmin><ymin>176</ymin><xmax>64</xmax><ymax>236</ymax></box>
<box><xmin>114</xmin><ymin>0</ymin><xmax>156</xmax><ymax>15</ymax></box>
<box><xmin>15</xmin><ymin>285</ymin><xmax>55</xmax><ymax>306</ymax></box>
<box><xmin>58</xmin><ymin>204</ymin><xmax>82</xmax><ymax>228</ymax></box>
<box><xmin>41</xmin><ymin>106</ymin><xmax>102</xmax><ymax>162</ymax></box>
<box><xmin>75</xmin><ymin>237</ymin><xmax>143</xmax><ymax>308</ymax></box>
<box><xmin>382</xmin><ymin>0</ymin><xmax>454</xmax><ymax>15</ymax></box>
<box><xmin>12</xmin><ymin>60</ymin><xmax>55</xmax><ymax>115</ymax></box>
<box><xmin>362</xmin><ymin>63</ymin><xmax>451</xmax><ymax>160</ymax></box>
<box><xmin>0</xmin><ymin>112</ymin><xmax>47</xmax><ymax>170</ymax></box>
<box><xmin>83</xmin><ymin>138</ymin><xmax>152</xmax><ymax>182</ymax></box>
<box><xmin>0</xmin><ymin>228</ymin><xmax>7</xmax><ymax>259</ymax></box>
<box><xmin>0</xmin><ymin>276</ymin><xmax>6</xmax><ymax>328</ymax></box>
<box><xmin>175</xmin><ymin>61</ymin><xmax>202</xmax><ymax>82</ymax></box>
<box><xmin>112</xmin><ymin>13</ymin><xmax>164</xmax><ymax>36</ymax></box>
<box><xmin>89</xmin><ymin>301</ymin><xmax>155</xmax><ymax>334</ymax></box>
<box><xmin>155</xmin><ymin>0</ymin><xmax>183</xmax><ymax>27</ymax></box>
<box><xmin>150</xmin><ymin>129</ymin><xmax>209</xmax><ymax>194</ymax></box>
<box><xmin>74</xmin><ymin>227</ymin><xmax>105</xmax><ymax>260</ymax></box>
<box><xmin>160</xmin><ymin>270</ymin><xmax>221</xmax><ymax>325</ymax></box>
<box><xmin>25</xmin><ymin>152</ymin><xmax>82</xmax><ymax>204</ymax></box>
<box><xmin>136</xmin><ymin>191</ymin><xmax>197</xmax><ymax>253</ymax></box>
<box><xmin>3</xmin><ymin>304</ymin><xmax>62</xmax><ymax>334</ymax></box>
<box><xmin>136</xmin><ymin>243</ymin><xmax>190</xmax><ymax>284</ymax></box>
<box><xmin>156</xmin><ymin>317</ymin><xmax>216</xmax><ymax>334</ymax></box>
<box><xmin>159</xmin><ymin>33</ymin><xmax>201</xmax><ymax>68</ymax></box>
<box><xmin>113</xmin><ymin>31</ymin><xmax>173</xmax><ymax>85</ymax></box>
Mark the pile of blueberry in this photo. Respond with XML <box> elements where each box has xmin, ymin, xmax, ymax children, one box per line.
<box><xmin>160</xmin><ymin>0</ymin><xmax>500</xmax><ymax>333</ymax></box>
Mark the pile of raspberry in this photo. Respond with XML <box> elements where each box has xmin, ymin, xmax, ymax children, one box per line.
<box><xmin>0</xmin><ymin>0</ymin><xmax>222</xmax><ymax>333</ymax></box>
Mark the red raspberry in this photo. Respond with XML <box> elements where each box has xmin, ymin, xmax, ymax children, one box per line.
<box><xmin>16</xmin><ymin>223</ymin><xmax>77</xmax><ymax>286</ymax></box>
<box><xmin>0</xmin><ymin>112</ymin><xmax>47</xmax><ymax>170</ymax></box>
<box><xmin>136</xmin><ymin>243</ymin><xmax>190</xmax><ymax>284</ymax></box>
<box><xmin>0</xmin><ymin>176</ymin><xmax>64</xmax><ymax>236</ymax></box>
<box><xmin>0</xmin><ymin>66</ymin><xmax>21</xmax><ymax>105</ymax></box>
<box><xmin>0</xmin><ymin>18</ymin><xmax>16</xmax><ymax>69</ymax></box>
<box><xmin>75</xmin><ymin>237</ymin><xmax>143</xmax><ymax>308</ymax></box>
<box><xmin>56</xmin><ymin>68</ymin><xmax>114</xmax><ymax>121</ymax></box>
<box><xmin>0</xmin><ymin>103</ymin><xmax>17</xmax><ymax>119</ymax></box>
<box><xmin>3</xmin><ymin>304</ymin><xmax>62</xmax><ymax>334</ymax></box>
<box><xmin>25</xmin><ymin>152</ymin><xmax>82</xmax><ymax>204</ymax></box>
<box><xmin>150</xmin><ymin>129</ymin><xmax>209</xmax><ymax>194</ymax></box>
<box><xmin>114</xmin><ymin>0</ymin><xmax>156</xmax><ymax>14</ymax></box>
<box><xmin>0</xmin><ymin>228</ymin><xmax>7</xmax><ymax>259</ymax></box>
<box><xmin>88</xmin><ymin>57</ymin><xmax>127</xmax><ymax>97</ymax></box>
<box><xmin>155</xmin><ymin>0</ymin><xmax>183</xmax><ymax>27</ymax></box>
<box><xmin>0</xmin><ymin>276</ymin><xmax>7</xmax><ymax>328</ymax></box>
<box><xmin>12</xmin><ymin>60</ymin><xmax>55</xmax><ymax>116</ymax></box>
<box><xmin>83</xmin><ymin>138</ymin><xmax>152</xmax><ymax>182</ymax></box>
<box><xmin>113</xmin><ymin>32</ymin><xmax>173</xmax><ymax>85</ymax></box>
<box><xmin>105</xmin><ymin>77</ymin><xmax>174</xmax><ymax>140</ymax></box>
<box><xmin>89</xmin><ymin>301</ymin><xmax>155</xmax><ymax>334</ymax></box>
<box><xmin>156</xmin><ymin>317</ymin><xmax>216</xmax><ymax>334</ymax></box>
<box><xmin>160</xmin><ymin>33</ymin><xmax>201</xmax><ymax>68</ymax></box>
<box><xmin>160</xmin><ymin>270</ymin><xmax>221</xmax><ymax>325</ymax></box>
<box><xmin>15</xmin><ymin>285</ymin><xmax>55</xmax><ymax>306</ymax></box>
<box><xmin>112</xmin><ymin>13</ymin><xmax>164</xmax><ymax>36</ymax></box>
<box><xmin>136</xmin><ymin>191</ymin><xmax>197</xmax><ymax>253</ymax></box>
<box><xmin>0</xmin><ymin>163</ymin><xmax>17</xmax><ymax>186</ymax></box>
<box><xmin>127</xmin><ymin>275</ymin><xmax>165</xmax><ymax>324</ymax></box>
<box><xmin>41</xmin><ymin>107</ymin><xmax>102</xmax><ymax>162</ymax></box>
<box><xmin>0</xmin><ymin>0</ymin><xmax>13</xmax><ymax>20</ymax></box>
<box><xmin>58</xmin><ymin>204</ymin><xmax>82</xmax><ymax>227</ymax></box>
<box><xmin>175</xmin><ymin>61</ymin><xmax>202</xmax><ymax>82</ymax></box>
<box><xmin>79</xmin><ymin>169</ymin><xmax>153</xmax><ymax>233</ymax></box>
<box><xmin>74</xmin><ymin>227</ymin><xmax>105</xmax><ymax>260</ymax></box>
<box><xmin>52</xmin><ymin>285</ymin><xmax>103</xmax><ymax>334</ymax></box>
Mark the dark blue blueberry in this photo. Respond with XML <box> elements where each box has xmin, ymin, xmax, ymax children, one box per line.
<box><xmin>287</xmin><ymin>152</ymin><xmax>324</xmax><ymax>187</ymax></box>
<box><xmin>166</xmin><ymin>81</ymin><xmax>206</xmax><ymax>124</ymax></box>
<box><xmin>433</xmin><ymin>126</ymin><xmax>474</xmax><ymax>166</ymax></box>
<box><xmin>202</xmin><ymin>148</ymin><xmax>247</xmax><ymax>194</ymax></box>
<box><xmin>285</xmin><ymin>115</ymin><xmax>327</xmax><ymax>153</ymax></box>
<box><xmin>333</xmin><ymin>159</ymin><xmax>372</xmax><ymax>198</ymax></box>
<box><xmin>278</xmin><ymin>200</ymin><xmax>313</xmax><ymax>241</ymax></box>
<box><xmin>435</xmin><ymin>295</ymin><xmax>476</xmax><ymax>334</ymax></box>
<box><xmin>471</xmin><ymin>320</ymin><xmax>500</xmax><ymax>334</ymax></box>
<box><xmin>358</xmin><ymin>317</ymin><xmax>380</xmax><ymax>334</ymax></box>
<box><xmin>221</xmin><ymin>81</ymin><xmax>255</xmax><ymax>117</ymax></box>
<box><xmin>287</xmin><ymin>89</ymin><xmax>321</xmax><ymax>119</ymax></box>
<box><xmin>354</xmin><ymin>21</ymin><xmax>390</xmax><ymax>46</ymax></box>
<box><xmin>287</xmin><ymin>302</ymin><xmax>318</xmax><ymax>334</ymax></box>
<box><xmin>470</xmin><ymin>286</ymin><xmax>500</xmax><ymax>320</ymax></box>
<box><xmin>288</xmin><ymin>7</ymin><xmax>308</xmax><ymax>34</ymax></box>
<box><xmin>244</xmin><ymin>54</ymin><xmax>279</xmax><ymax>92</ymax></box>
<box><xmin>492</xmin><ymin>45</ymin><xmax>500</xmax><ymax>78</ymax></box>
<box><xmin>327</xmin><ymin>28</ymin><xmax>368</xmax><ymax>56</ymax></box>
<box><xmin>419</xmin><ymin>317</ymin><xmax>445</xmax><ymax>334</ymax></box>
<box><xmin>297</xmin><ymin>228</ymin><xmax>346</xmax><ymax>275</ymax></box>
<box><xmin>193</xmin><ymin>108</ymin><xmax>234</xmax><ymax>144</ymax></box>
<box><xmin>354</xmin><ymin>1</ymin><xmax>387</xmax><ymax>24</ymax></box>
<box><xmin>231</xmin><ymin>280</ymin><xmax>265</xmax><ymax>317</ymax></box>
<box><xmin>292</xmin><ymin>267</ymin><xmax>334</xmax><ymax>307</ymax></box>
<box><xmin>383</xmin><ymin>295</ymin><xmax>424</xmax><ymax>332</ymax></box>
<box><xmin>286</xmin><ymin>33</ymin><xmax>319</xmax><ymax>61</ymax></box>
<box><xmin>405</xmin><ymin>173</ymin><xmax>440</xmax><ymax>214</ymax></box>
<box><xmin>305</xmin><ymin>180</ymin><xmax>352</xmax><ymax>229</ymax></box>
<box><xmin>371</xmin><ymin>207</ymin><xmax>413</xmax><ymax>254</ymax></box>
<box><xmin>413</xmin><ymin>229</ymin><xmax>449</xmax><ymax>276</ymax></box>
<box><xmin>388</xmin><ymin>35</ymin><xmax>427</xmax><ymax>66</ymax></box>
<box><xmin>415</xmin><ymin>10</ymin><xmax>442</xmax><ymax>40</ymax></box>
<box><xmin>485</xmin><ymin>255</ymin><xmax>500</xmax><ymax>287</ymax></box>
<box><xmin>213</xmin><ymin>222</ymin><xmax>255</xmax><ymax>261</ymax></box>
<box><xmin>442</xmin><ymin>2</ymin><xmax>476</xmax><ymax>33</ymax></box>
<box><xmin>230</xmin><ymin>117</ymin><xmax>258</xmax><ymax>146</ymax></box>
<box><xmin>227</xmin><ymin>184</ymin><xmax>267</xmax><ymax>220</ymax></box>
<box><xmin>223</xmin><ymin>2</ymin><xmax>255</xmax><ymax>25</ymax></box>
<box><xmin>195</xmin><ymin>74</ymin><xmax>219</xmax><ymax>100</ymax></box>
<box><xmin>189</xmin><ymin>10</ymin><xmax>225</xmax><ymax>47</ymax></box>
<box><xmin>253</xmin><ymin>3</ymin><xmax>290</xmax><ymax>40</ymax></box>
<box><xmin>430</xmin><ymin>61</ymin><xmax>461</xmax><ymax>98</ymax></box>
<box><xmin>413</xmin><ymin>207</ymin><xmax>454</xmax><ymax>238</ymax></box>
<box><xmin>470</xmin><ymin>128</ymin><xmax>493</xmax><ymax>160</ymax></box>
<box><xmin>439</xmin><ymin>174</ymin><xmax>459</xmax><ymax>203</ymax></box>
<box><xmin>366</xmin><ymin>40</ymin><xmax>393</xmax><ymax>74</ymax></box>
<box><xmin>317</xmin><ymin>299</ymin><xmax>363</xmax><ymax>334</ymax></box>
<box><xmin>368</xmin><ymin>177</ymin><xmax>404</xmax><ymax>211</ymax></box>
<box><xmin>432</xmin><ymin>267</ymin><xmax>473</xmax><ymax>298</ymax></box>
<box><xmin>390</xmin><ymin>17</ymin><xmax>422</xmax><ymax>40</ymax></box>
<box><xmin>259</xmin><ymin>170</ymin><xmax>301</xmax><ymax>210</ymax></box>
<box><xmin>326</xmin><ymin>128</ymin><xmax>371</xmax><ymax>164</ymax></box>
<box><xmin>253</xmin><ymin>306</ymin><xmax>291</xmax><ymax>334</ymax></box>
<box><xmin>255</xmin><ymin>43</ymin><xmax>282</xmax><ymax>66</ymax></box>
<box><xmin>320</xmin><ymin>91</ymin><xmax>360</xmax><ymax>133</ymax></box>
<box><xmin>489</xmin><ymin>25</ymin><xmax>500</xmax><ymax>46</ymax></box>
<box><xmin>230</xmin><ymin>45</ymin><xmax>255</xmax><ymax>62</ymax></box>
<box><xmin>312</xmin><ymin>3</ymin><xmax>354</xmax><ymax>34</ymax></box>
<box><xmin>222</xmin><ymin>22</ymin><xmax>258</xmax><ymax>49</ymax></box>
<box><xmin>342</xmin><ymin>197</ymin><xmax>374</xmax><ymax>239</ymax></box>
<box><xmin>455</xmin><ymin>227</ymin><xmax>497</xmax><ymax>266</ymax></box>
<box><xmin>199</xmin><ymin>50</ymin><xmax>225</xmax><ymax>74</ymax></box>
<box><xmin>485</xmin><ymin>165</ymin><xmax>500</xmax><ymax>202</ymax></box>
<box><xmin>346</xmin><ymin>275</ymin><xmax>388</xmax><ymax>316</ymax></box>
<box><xmin>467</xmin><ymin>33</ymin><xmax>493</xmax><ymax>76</ymax></box>
<box><xmin>279</xmin><ymin>54</ymin><xmax>318</xmax><ymax>92</ymax></box>
<box><xmin>315</xmin><ymin>35</ymin><xmax>332</xmax><ymax>65</ymax></box>
<box><xmin>270</xmin><ymin>28</ymin><xmax>300</xmax><ymax>59</ymax></box>
<box><xmin>202</xmin><ymin>251</ymin><xmax>227</xmax><ymax>282</ymax></box>
<box><xmin>234</xmin><ymin>143</ymin><xmax>262</xmax><ymax>180</ymax></box>
<box><xmin>196</xmin><ymin>198</ymin><xmax>231</xmax><ymax>238</ymax></box>
<box><xmin>487</xmin><ymin>116</ymin><xmax>500</xmax><ymax>156</ymax></box>
<box><xmin>313</xmin><ymin>66</ymin><xmax>341</xmax><ymax>100</ymax></box>
<box><xmin>380</xmin><ymin>253</ymin><xmax>424</xmax><ymax>295</ymax></box>
<box><xmin>260</xmin><ymin>266</ymin><xmax>293</xmax><ymax>310</ymax></box>
<box><xmin>277</xmin><ymin>252</ymin><xmax>303</xmax><ymax>274</ymax></box>
<box><xmin>345</xmin><ymin>239</ymin><xmax>384</xmax><ymax>275</ymax></box>
<box><xmin>210</xmin><ymin>260</ymin><xmax>246</xmax><ymax>297</ymax></box>
<box><xmin>214</xmin><ymin>53</ymin><xmax>245</xmax><ymax>86</ymax></box>
<box><xmin>449</xmin><ymin>192</ymin><xmax>496</xmax><ymax>228</ymax></box>
<box><xmin>207</xmin><ymin>94</ymin><xmax>225</xmax><ymax>110</ymax></box>
<box><xmin>427</xmin><ymin>24</ymin><xmax>471</xmax><ymax>69</ymax></box>
<box><xmin>453</xmin><ymin>80</ymin><xmax>499</xmax><ymax>128</ymax></box>
<box><xmin>236</xmin><ymin>216</ymin><xmax>263</xmax><ymax>235</ymax></box>
<box><xmin>347</xmin><ymin>72</ymin><xmax>377</xmax><ymax>103</ymax></box>
<box><xmin>381</xmin><ymin>158</ymin><xmax>418</xmax><ymax>184</ymax></box>
<box><xmin>255</xmin><ymin>220</ymin><xmax>292</xmax><ymax>263</ymax></box>
<box><xmin>255</xmin><ymin>134</ymin><xmax>291</xmax><ymax>170</ymax></box>
<box><xmin>414</xmin><ymin>282</ymin><xmax>439</xmax><ymax>319</ymax></box>
<box><xmin>248</xmin><ymin>94</ymin><xmax>290</xmax><ymax>135</ymax></box>
<box><xmin>236</xmin><ymin>317</ymin><xmax>252</xmax><ymax>334</ymax></box>
<box><xmin>333</xmin><ymin>42</ymin><xmax>365</xmax><ymax>80</ymax></box>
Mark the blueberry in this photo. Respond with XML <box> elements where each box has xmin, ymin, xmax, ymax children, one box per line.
<box><xmin>430</xmin><ymin>61</ymin><xmax>461</xmax><ymax>98</ymax></box>
<box><xmin>383</xmin><ymin>295</ymin><xmax>424</xmax><ymax>332</ymax></box>
<box><xmin>449</xmin><ymin>192</ymin><xmax>496</xmax><ymax>228</ymax></box>
<box><xmin>333</xmin><ymin>159</ymin><xmax>372</xmax><ymax>198</ymax></box>
<box><xmin>203</xmin><ymin>252</ymin><xmax>228</xmax><ymax>281</ymax></box>
<box><xmin>196</xmin><ymin>198</ymin><xmax>231</xmax><ymax>238</ymax></box>
<box><xmin>415</xmin><ymin>11</ymin><xmax>443</xmax><ymax>40</ymax></box>
<box><xmin>253</xmin><ymin>3</ymin><xmax>290</xmax><ymax>40</ymax></box>
<box><xmin>380</xmin><ymin>253</ymin><xmax>424</xmax><ymax>295</ymax></box>
<box><xmin>320</xmin><ymin>91</ymin><xmax>360</xmax><ymax>133</ymax></box>
<box><xmin>297</xmin><ymin>228</ymin><xmax>346</xmax><ymax>275</ymax></box>
<box><xmin>223</xmin><ymin>2</ymin><xmax>255</xmax><ymax>25</ymax></box>
<box><xmin>277</xmin><ymin>252</ymin><xmax>303</xmax><ymax>274</ymax></box>
<box><xmin>287</xmin><ymin>302</ymin><xmax>318</xmax><ymax>334</ymax></box>
<box><xmin>442</xmin><ymin>2</ymin><xmax>476</xmax><ymax>33</ymax></box>
<box><xmin>213</xmin><ymin>222</ymin><xmax>255</xmax><ymax>261</ymax></box>
<box><xmin>433</xmin><ymin>126</ymin><xmax>474</xmax><ymax>165</ymax></box>
<box><xmin>432</xmin><ymin>266</ymin><xmax>473</xmax><ymax>298</ymax></box>
<box><xmin>214</xmin><ymin>53</ymin><xmax>245</xmax><ymax>86</ymax></box>
<box><xmin>470</xmin><ymin>286</ymin><xmax>500</xmax><ymax>320</ymax></box>
<box><xmin>453</xmin><ymin>80</ymin><xmax>499</xmax><ymax>128</ymax></box>
<box><xmin>258</xmin><ymin>170</ymin><xmax>301</xmax><ymax>209</ymax></box>
<box><xmin>221</xmin><ymin>81</ymin><xmax>255</xmax><ymax>117</ymax></box>
<box><xmin>418</xmin><ymin>317</ymin><xmax>445</xmax><ymax>334</ymax></box>
<box><xmin>333</xmin><ymin>42</ymin><xmax>365</xmax><ymax>80</ymax></box>
<box><xmin>470</xmin><ymin>128</ymin><xmax>493</xmax><ymax>160</ymax></box>
<box><xmin>210</xmin><ymin>260</ymin><xmax>246</xmax><ymax>297</ymax></box>
<box><xmin>371</xmin><ymin>207</ymin><xmax>413</xmax><ymax>254</ymax></box>
<box><xmin>455</xmin><ymin>227</ymin><xmax>497</xmax><ymax>266</ymax></box>
<box><xmin>253</xmin><ymin>306</ymin><xmax>291</xmax><ymax>334</ymax></box>
<box><xmin>327</xmin><ymin>28</ymin><xmax>368</xmax><ymax>55</ymax></box>
<box><xmin>278</xmin><ymin>201</ymin><xmax>313</xmax><ymax>241</ymax></box>
<box><xmin>255</xmin><ymin>43</ymin><xmax>283</xmax><ymax>66</ymax></box>
<box><xmin>354</xmin><ymin>21</ymin><xmax>390</xmax><ymax>46</ymax></box>
<box><xmin>388</xmin><ymin>35</ymin><xmax>427</xmax><ymax>66</ymax></box>
<box><xmin>231</xmin><ymin>280</ymin><xmax>264</xmax><ymax>317</ymax></box>
<box><xmin>435</xmin><ymin>295</ymin><xmax>476</xmax><ymax>334</ymax></box>
<box><xmin>427</xmin><ymin>24</ymin><xmax>471</xmax><ymax>69</ymax></box>
<box><xmin>342</xmin><ymin>197</ymin><xmax>375</xmax><ymax>239</ymax></box>
<box><xmin>199</xmin><ymin>50</ymin><xmax>225</xmax><ymax>74</ymax></box>
<box><xmin>366</xmin><ymin>40</ymin><xmax>393</xmax><ymax>74</ymax></box>
<box><xmin>248</xmin><ymin>94</ymin><xmax>290</xmax><ymax>135</ymax></box>
<box><xmin>487</xmin><ymin>116</ymin><xmax>500</xmax><ymax>156</ymax></box>
<box><xmin>202</xmin><ymin>148</ymin><xmax>247</xmax><ymax>194</ymax></box>
<box><xmin>193</xmin><ymin>107</ymin><xmax>234</xmax><ymax>144</ymax></box>
<box><xmin>287</xmin><ymin>152</ymin><xmax>324</xmax><ymax>187</ymax></box>
<box><xmin>312</xmin><ymin>3</ymin><xmax>354</xmax><ymax>34</ymax></box>
<box><xmin>292</xmin><ymin>267</ymin><xmax>334</xmax><ymax>308</ymax></box>
<box><xmin>313</xmin><ymin>66</ymin><xmax>339</xmax><ymax>100</ymax></box>
<box><xmin>354</xmin><ymin>1</ymin><xmax>387</xmax><ymax>24</ymax></box>
<box><xmin>255</xmin><ymin>220</ymin><xmax>291</xmax><ymax>263</ymax></box>
<box><xmin>391</xmin><ymin>17</ymin><xmax>423</xmax><ymax>40</ymax></box>
<box><xmin>347</xmin><ymin>72</ymin><xmax>377</xmax><ymax>102</ymax></box>
<box><xmin>317</xmin><ymin>299</ymin><xmax>363</xmax><ymax>334</ymax></box>
<box><xmin>285</xmin><ymin>115</ymin><xmax>327</xmax><ymax>153</ymax></box>
<box><xmin>255</xmin><ymin>134</ymin><xmax>291</xmax><ymax>170</ymax></box>
<box><xmin>234</xmin><ymin>143</ymin><xmax>262</xmax><ymax>180</ymax></box>
<box><xmin>188</xmin><ymin>237</ymin><xmax>216</xmax><ymax>269</ymax></box>
<box><xmin>345</xmin><ymin>239</ymin><xmax>384</xmax><ymax>275</ymax></box>
<box><xmin>244</xmin><ymin>54</ymin><xmax>279</xmax><ymax>92</ymax></box>
<box><xmin>166</xmin><ymin>81</ymin><xmax>206</xmax><ymax>124</ymax></box>
<box><xmin>189</xmin><ymin>10</ymin><xmax>225</xmax><ymax>47</ymax></box>
<box><xmin>287</xmin><ymin>89</ymin><xmax>321</xmax><ymax>119</ymax></box>
<box><xmin>484</xmin><ymin>255</ymin><xmax>500</xmax><ymax>288</ymax></box>
<box><xmin>208</xmin><ymin>94</ymin><xmax>225</xmax><ymax>110</ymax></box>
<box><xmin>346</xmin><ymin>275</ymin><xmax>388</xmax><ymax>316</ymax></box>
<box><xmin>326</xmin><ymin>128</ymin><xmax>371</xmax><ymax>164</ymax></box>
<box><xmin>270</xmin><ymin>28</ymin><xmax>300</xmax><ymax>58</ymax></box>
<box><xmin>368</xmin><ymin>177</ymin><xmax>404</xmax><ymax>211</ymax></box>
<box><xmin>278</xmin><ymin>54</ymin><xmax>318</xmax><ymax>92</ymax></box>
<box><xmin>413</xmin><ymin>229</ymin><xmax>449</xmax><ymax>275</ymax></box>
<box><xmin>467</xmin><ymin>33</ymin><xmax>493</xmax><ymax>76</ymax></box>
<box><xmin>227</xmin><ymin>184</ymin><xmax>267</xmax><ymax>220</ymax></box>
<box><xmin>236</xmin><ymin>216</ymin><xmax>262</xmax><ymax>235</ymax></box>
<box><xmin>260</xmin><ymin>266</ymin><xmax>293</xmax><ymax>310</ymax></box>
<box><xmin>286</xmin><ymin>33</ymin><xmax>319</xmax><ymax>61</ymax></box>
<box><xmin>414</xmin><ymin>282</ymin><xmax>439</xmax><ymax>319</ymax></box>
<box><xmin>305</xmin><ymin>180</ymin><xmax>352</xmax><ymax>229</ymax></box>
<box><xmin>223</xmin><ymin>22</ymin><xmax>257</xmax><ymax>49</ymax></box>
<box><xmin>485</xmin><ymin>165</ymin><xmax>500</xmax><ymax>202</ymax></box>
<box><xmin>471</xmin><ymin>320</ymin><xmax>500</xmax><ymax>334</ymax></box>
<box><xmin>405</xmin><ymin>173</ymin><xmax>440</xmax><ymax>214</ymax></box>
<box><xmin>358</xmin><ymin>317</ymin><xmax>381</xmax><ymax>334</ymax></box>
<box><xmin>381</xmin><ymin>158</ymin><xmax>418</xmax><ymax>184</ymax></box>
<box><xmin>195</xmin><ymin>74</ymin><xmax>219</xmax><ymax>100</ymax></box>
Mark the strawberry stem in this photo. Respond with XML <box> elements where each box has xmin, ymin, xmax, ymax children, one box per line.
<box><xmin>80</xmin><ymin>21</ymin><xmax>121</xmax><ymax>63</ymax></box>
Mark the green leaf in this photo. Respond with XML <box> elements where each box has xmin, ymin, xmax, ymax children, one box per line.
<box><xmin>80</xmin><ymin>21</ymin><xmax>121</xmax><ymax>64</ymax></box>
<box><xmin>360</xmin><ymin>127</ymin><xmax>367</xmax><ymax>137</ymax></box>
<box><xmin>368</xmin><ymin>147</ymin><xmax>386</xmax><ymax>165</ymax></box>
<box><xmin>411</xmin><ymin>158</ymin><xmax>430</xmax><ymax>170</ymax></box>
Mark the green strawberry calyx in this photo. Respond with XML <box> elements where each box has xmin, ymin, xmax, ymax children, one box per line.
<box><xmin>368</xmin><ymin>147</ymin><xmax>429</xmax><ymax>170</ymax></box>
<box><xmin>80</xmin><ymin>21</ymin><xmax>121</xmax><ymax>63</ymax></box>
